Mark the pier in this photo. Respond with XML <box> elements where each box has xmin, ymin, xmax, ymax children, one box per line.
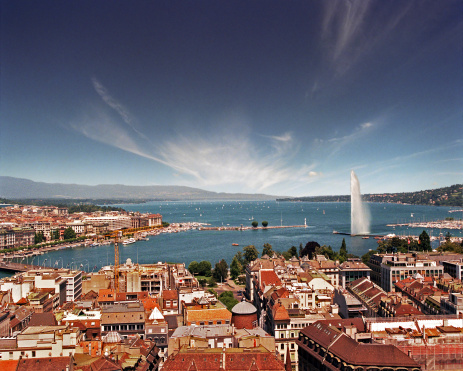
<box><xmin>199</xmin><ymin>225</ymin><xmax>307</xmax><ymax>231</ymax></box>
<box><xmin>0</xmin><ymin>261</ymin><xmax>41</xmax><ymax>273</ymax></box>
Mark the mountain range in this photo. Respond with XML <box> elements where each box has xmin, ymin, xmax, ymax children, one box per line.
<box><xmin>0</xmin><ymin>176</ymin><xmax>278</xmax><ymax>201</ymax></box>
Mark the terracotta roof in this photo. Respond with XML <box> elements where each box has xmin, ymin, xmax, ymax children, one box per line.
<box><xmin>16</xmin><ymin>356</ymin><xmax>72</xmax><ymax>371</ymax></box>
<box><xmin>272</xmin><ymin>303</ymin><xmax>289</xmax><ymax>321</ymax></box>
<box><xmin>260</xmin><ymin>270</ymin><xmax>281</xmax><ymax>288</ymax></box>
<box><xmin>29</xmin><ymin>312</ymin><xmax>57</xmax><ymax>326</ymax></box>
<box><xmin>186</xmin><ymin>307</ymin><xmax>232</xmax><ymax>323</ymax></box>
<box><xmin>163</xmin><ymin>347</ymin><xmax>285</xmax><ymax>371</ymax></box>
<box><xmin>300</xmin><ymin>322</ymin><xmax>419</xmax><ymax>368</ymax></box>
<box><xmin>394</xmin><ymin>303</ymin><xmax>423</xmax><ymax>316</ymax></box>
<box><xmin>0</xmin><ymin>360</ymin><xmax>19</xmax><ymax>371</ymax></box>
<box><xmin>163</xmin><ymin>290</ymin><xmax>178</xmax><ymax>300</ymax></box>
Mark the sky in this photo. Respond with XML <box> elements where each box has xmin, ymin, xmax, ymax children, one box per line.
<box><xmin>1</xmin><ymin>0</ymin><xmax>462</xmax><ymax>197</ymax></box>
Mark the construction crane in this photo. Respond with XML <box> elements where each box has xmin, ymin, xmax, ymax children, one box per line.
<box><xmin>114</xmin><ymin>231</ymin><xmax>122</xmax><ymax>293</ymax></box>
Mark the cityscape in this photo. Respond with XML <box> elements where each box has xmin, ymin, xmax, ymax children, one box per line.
<box><xmin>1</xmin><ymin>0</ymin><xmax>462</xmax><ymax>370</ymax></box>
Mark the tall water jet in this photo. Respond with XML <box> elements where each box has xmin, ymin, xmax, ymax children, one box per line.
<box><xmin>351</xmin><ymin>170</ymin><xmax>370</xmax><ymax>235</ymax></box>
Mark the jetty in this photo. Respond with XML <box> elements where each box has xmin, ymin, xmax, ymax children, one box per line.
<box><xmin>0</xmin><ymin>261</ymin><xmax>41</xmax><ymax>273</ymax></box>
<box><xmin>199</xmin><ymin>225</ymin><xmax>307</xmax><ymax>231</ymax></box>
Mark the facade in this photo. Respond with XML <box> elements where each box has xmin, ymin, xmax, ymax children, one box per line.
<box><xmin>442</xmin><ymin>260</ymin><xmax>463</xmax><ymax>280</ymax></box>
<box><xmin>0</xmin><ymin>227</ymin><xmax>34</xmax><ymax>250</ymax></box>
<box><xmin>0</xmin><ymin>325</ymin><xmax>81</xmax><ymax>360</ymax></box>
<box><xmin>82</xmin><ymin>216</ymin><xmax>132</xmax><ymax>231</ymax></box>
<box><xmin>338</xmin><ymin>260</ymin><xmax>371</xmax><ymax>288</ymax></box>
<box><xmin>100</xmin><ymin>302</ymin><xmax>145</xmax><ymax>338</ymax></box>
<box><xmin>441</xmin><ymin>292</ymin><xmax>463</xmax><ymax>315</ymax></box>
<box><xmin>380</xmin><ymin>254</ymin><xmax>444</xmax><ymax>292</ymax></box>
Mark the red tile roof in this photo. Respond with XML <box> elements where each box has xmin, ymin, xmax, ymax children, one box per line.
<box><xmin>300</xmin><ymin>322</ymin><xmax>419</xmax><ymax>368</ymax></box>
<box><xmin>16</xmin><ymin>357</ymin><xmax>72</xmax><ymax>371</ymax></box>
<box><xmin>260</xmin><ymin>270</ymin><xmax>281</xmax><ymax>289</ymax></box>
<box><xmin>0</xmin><ymin>360</ymin><xmax>19</xmax><ymax>371</ymax></box>
<box><xmin>163</xmin><ymin>290</ymin><xmax>178</xmax><ymax>300</ymax></box>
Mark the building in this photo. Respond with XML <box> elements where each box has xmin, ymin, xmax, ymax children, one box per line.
<box><xmin>338</xmin><ymin>259</ymin><xmax>371</xmax><ymax>288</ymax></box>
<box><xmin>297</xmin><ymin>321</ymin><xmax>421</xmax><ymax>371</ymax></box>
<box><xmin>442</xmin><ymin>260</ymin><xmax>463</xmax><ymax>280</ymax></box>
<box><xmin>0</xmin><ymin>325</ymin><xmax>81</xmax><ymax>360</ymax></box>
<box><xmin>163</xmin><ymin>345</ymin><xmax>286</xmax><ymax>371</ymax></box>
<box><xmin>100</xmin><ymin>302</ymin><xmax>145</xmax><ymax>338</ymax></box>
<box><xmin>441</xmin><ymin>292</ymin><xmax>463</xmax><ymax>315</ymax></box>
<box><xmin>380</xmin><ymin>253</ymin><xmax>444</xmax><ymax>292</ymax></box>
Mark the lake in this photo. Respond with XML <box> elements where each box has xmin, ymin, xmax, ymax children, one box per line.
<box><xmin>1</xmin><ymin>201</ymin><xmax>461</xmax><ymax>278</ymax></box>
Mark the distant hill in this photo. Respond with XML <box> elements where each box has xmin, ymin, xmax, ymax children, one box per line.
<box><xmin>0</xmin><ymin>176</ymin><xmax>278</xmax><ymax>201</ymax></box>
<box><xmin>278</xmin><ymin>184</ymin><xmax>462</xmax><ymax>207</ymax></box>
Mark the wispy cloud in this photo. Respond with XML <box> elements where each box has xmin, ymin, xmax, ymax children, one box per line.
<box><xmin>318</xmin><ymin>1</ymin><xmax>412</xmax><ymax>79</ymax></box>
<box><xmin>91</xmin><ymin>77</ymin><xmax>149</xmax><ymax>141</ymax></box>
<box><xmin>72</xmin><ymin>80</ymin><xmax>320</xmax><ymax>192</ymax></box>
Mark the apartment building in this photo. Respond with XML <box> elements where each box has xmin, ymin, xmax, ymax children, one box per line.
<box><xmin>380</xmin><ymin>253</ymin><xmax>444</xmax><ymax>292</ymax></box>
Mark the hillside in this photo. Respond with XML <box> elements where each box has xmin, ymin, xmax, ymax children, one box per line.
<box><xmin>0</xmin><ymin>176</ymin><xmax>277</xmax><ymax>201</ymax></box>
<box><xmin>278</xmin><ymin>184</ymin><xmax>462</xmax><ymax>207</ymax></box>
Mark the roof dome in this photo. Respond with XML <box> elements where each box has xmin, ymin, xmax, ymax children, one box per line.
<box><xmin>231</xmin><ymin>301</ymin><xmax>257</xmax><ymax>315</ymax></box>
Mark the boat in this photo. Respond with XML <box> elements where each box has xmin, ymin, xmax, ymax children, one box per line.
<box><xmin>362</xmin><ymin>236</ymin><xmax>370</xmax><ymax>239</ymax></box>
<box><xmin>232</xmin><ymin>243</ymin><xmax>239</xmax><ymax>246</ymax></box>
<box><xmin>122</xmin><ymin>238</ymin><xmax>136</xmax><ymax>245</ymax></box>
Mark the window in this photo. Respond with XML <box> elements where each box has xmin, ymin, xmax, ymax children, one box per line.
<box><xmin>208</xmin><ymin>321</ymin><xmax>213</xmax><ymax>325</ymax></box>
<box><xmin>280</xmin><ymin>344</ymin><xmax>284</xmax><ymax>350</ymax></box>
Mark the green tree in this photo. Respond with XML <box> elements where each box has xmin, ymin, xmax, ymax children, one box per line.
<box><xmin>218</xmin><ymin>291</ymin><xmax>239</xmax><ymax>311</ymax></box>
<box><xmin>52</xmin><ymin>229</ymin><xmax>60</xmax><ymax>240</ymax></box>
<box><xmin>300</xmin><ymin>241</ymin><xmax>320</xmax><ymax>259</ymax></box>
<box><xmin>34</xmin><ymin>232</ymin><xmax>45</xmax><ymax>244</ymax></box>
<box><xmin>243</xmin><ymin>245</ymin><xmax>258</xmax><ymax>264</ymax></box>
<box><xmin>419</xmin><ymin>230</ymin><xmax>432</xmax><ymax>251</ymax></box>
<box><xmin>213</xmin><ymin>259</ymin><xmax>229</xmax><ymax>282</ymax></box>
<box><xmin>230</xmin><ymin>256</ymin><xmax>242</xmax><ymax>280</ymax></box>
<box><xmin>251</xmin><ymin>220</ymin><xmax>258</xmax><ymax>228</ymax></box>
<box><xmin>262</xmin><ymin>243</ymin><xmax>274</xmax><ymax>257</ymax></box>
<box><xmin>288</xmin><ymin>246</ymin><xmax>298</xmax><ymax>257</ymax></box>
<box><xmin>188</xmin><ymin>261</ymin><xmax>199</xmax><ymax>275</ymax></box>
<box><xmin>262</xmin><ymin>220</ymin><xmax>268</xmax><ymax>228</ymax></box>
<box><xmin>198</xmin><ymin>260</ymin><xmax>212</xmax><ymax>277</ymax></box>
<box><xmin>339</xmin><ymin>238</ymin><xmax>348</xmax><ymax>262</ymax></box>
<box><xmin>63</xmin><ymin>227</ymin><xmax>76</xmax><ymax>240</ymax></box>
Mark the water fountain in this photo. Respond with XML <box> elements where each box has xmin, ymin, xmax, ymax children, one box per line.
<box><xmin>351</xmin><ymin>170</ymin><xmax>370</xmax><ymax>235</ymax></box>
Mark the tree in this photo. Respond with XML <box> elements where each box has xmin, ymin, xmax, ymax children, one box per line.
<box><xmin>213</xmin><ymin>259</ymin><xmax>228</xmax><ymax>283</ymax></box>
<box><xmin>251</xmin><ymin>220</ymin><xmax>258</xmax><ymax>228</ymax></box>
<box><xmin>262</xmin><ymin>243</ymin><xmax>274</xmax><ymax>257</ymax></box>
<box><xmin>288</xmin><ymin>246</ymin><xmax>298</xmax><ymax>257</ymax></box>
<box><xmin>63</xmin><ymin>227</ymin><xmax>76</xmax><ymax>240</ymax></box>
<box><xmin>52</xmin><ymin>229</ymin><xmax>60</xmax><ymax>240</ymax></box>
<box><xmin>419</xmin><ymin>230</ymin><xmax>432</xmax><ymax>251</ymax></box>
<box><xmin>188</xmin><ymin>261</ymin><xmax>199</xmax><ymax>275</ymax></box>
<box><xmin>339</xmin><ymin>238</ymin><xmax>348</xmax><ymax>262</ymax></box>
<box><xmin>300</xmin><ymin>241</ymin><xmax>320</xmax><ymax>259</ymax></box>
<box><xmin>198</xmin><ymin>260</ymin><xmax>212</xmax><ymax>277</ymax></box>
<box><xmin>34</xmin><ymin>232</ymin><xmax>45</xmax><ymax>244</ymax></box>
<box><xmin>262</xmin><ymin>220</ymin><xmax>268</xmax><ymax>228</ymax></box>
<box><xmin>219</xmin><ymin>291</ymin><xmax>239</xmax><ymax>311</ymax></box>
<box><xmin>243</xmin><ymin>245</ymin><xmax>258</xmax><ymax>264</ymax></box>
<box><xmin>230</xmin><ymin>256</ymin><xmax>242</xmax><ymax>280</ymax></box>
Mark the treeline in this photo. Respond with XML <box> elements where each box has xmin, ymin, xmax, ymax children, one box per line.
<box><xmin>278</xmin><ymin>184</ymin><xmax>462</xmax><ymax>207</ymax></box>
<box><xmin>0</xmin><ymin>198</ymin><xmax>126</xmax><ymax>213</ymax></box>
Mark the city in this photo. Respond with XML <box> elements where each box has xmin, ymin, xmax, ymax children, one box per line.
<box><xmin>0</xmin><ymin>201</ymin><xmax>462</xmax><ymax>370</ymax></box>
<box><xmin>2</xmin><ymin>1</ymin><xmax>462</xmax><ymax>370</ymax></box>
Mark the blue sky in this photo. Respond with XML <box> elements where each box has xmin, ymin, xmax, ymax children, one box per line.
<box><xmin>1</xmin><ymin>0</ymin><xmax>462</xmax><ymax>197</ymax></box>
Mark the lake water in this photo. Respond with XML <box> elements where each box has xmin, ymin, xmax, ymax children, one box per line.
<box><xmin>1</xmin><ymin>201</ymin><xmax>461</xmax><ymax>278</ymax></box>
